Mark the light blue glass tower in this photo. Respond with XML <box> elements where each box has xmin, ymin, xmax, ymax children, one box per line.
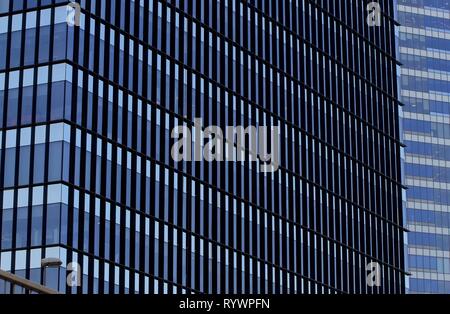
<box><xmin>397</xmin><ymin>0</ymin><xmax>450</xmax><ymax>294</ymax></box>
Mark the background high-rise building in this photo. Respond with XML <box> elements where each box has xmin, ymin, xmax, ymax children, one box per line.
<box><xmin>0</xmin><ymin>0</ymin><xmax>406</xmax><ymax>294</ymax></box>
<box><xmin>397</xmin><ymin>0</ymin><xmax>450</xmax><ymax>294</ymax></box>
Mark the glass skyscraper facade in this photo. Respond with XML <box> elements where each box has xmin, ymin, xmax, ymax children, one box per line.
<box><xmin>0</xmin><ymin>0</ymin><xmax>406</xmax><ymax>294</ymax></box>
<box><xmin>397</xmin><ymin>0</ymin><xmax>450</xmax><ymax>294</ymax></box>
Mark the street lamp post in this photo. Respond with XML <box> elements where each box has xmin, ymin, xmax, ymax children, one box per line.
<box><xmin>41</xmin><ymin>258</ymin><xmax>63</xmax><ymax>288</ymax></box>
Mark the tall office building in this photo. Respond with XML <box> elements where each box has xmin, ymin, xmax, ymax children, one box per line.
<box><xmin>0</xmin><ymin>0</ymin><xmax>406</xmax><ymax>294</ymax></box>
<box><xmin>397</xmin><ymin>0</ymin><xmax>450</xmax><ymax>293</ymax></box>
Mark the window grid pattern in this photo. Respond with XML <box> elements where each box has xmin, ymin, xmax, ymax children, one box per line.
<box><xmin>0</xmin><ymin>0</ymin><xmax>406</xmax><ymax>294</ymax></box>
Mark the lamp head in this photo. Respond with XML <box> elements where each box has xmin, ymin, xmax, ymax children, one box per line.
<box><xmin>41</xmin><ymin>258</ymin><xmax>63</xmax><ymax>268</ymax></box>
